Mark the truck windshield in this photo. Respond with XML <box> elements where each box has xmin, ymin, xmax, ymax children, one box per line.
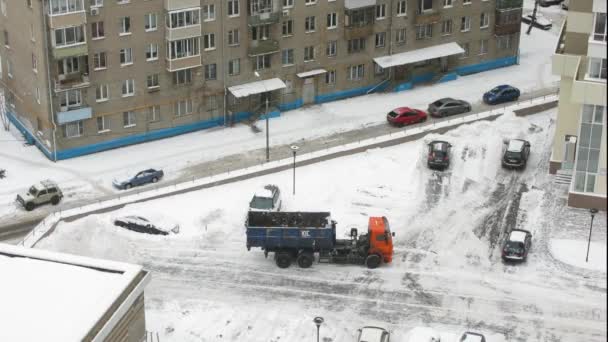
<box><xmin>250</xmin><ymin>196</ymin><xmax>273</xmax><ymax>209</ymax></box>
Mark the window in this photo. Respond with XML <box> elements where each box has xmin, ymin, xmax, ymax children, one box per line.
<box><xmin>463</xmin><ymin>0</ymin><xmax>471</xmax><ymax>4</ymax></box>
<box><xmin>167</xmin><ymin>37</ymin><xmax>200</xmax><ymax>58</ymax></box>
<box><xmin>574</xmin><ymin>105</ymin><xmax>605</xmax><ymax>192</ymax></box>
<box><xmin>327</xmin><ymin>13</ymin><xmax>337</xmax><ymax>29</ymax></box>
<box><xmin>122</xmin><ymin>79</ymin><xmax>134</xmax><ymax>96</ymax></box>
<box><xmin>147</xmin><ymin>74</ymin><xmax>159</xmax><ymax>88</ymax></box>
<box><xmin>376</xmin><ymin>4</ymin><xmax>386</xmax><ymax>19</ymax></box>
<box><xmin>255</xmin><ymin>54</ymin><xmax>271</xmax><ymax>70</ymax></box>
<box><xmin>228</xmin><ymin>58</ymin><xmax>240</xmax><ymax>76</ymax></box>
<box><xmin>460</xmin><ymin>16</ymin><xmax>471</xmax><ymax>32</ymax></box>
<box><xmin>90</xmin><ymin>0</ymin><xmax>103</xmax><ymax>7</ymax></box>
<box><xmin>227</xmin><ymin>0</ymin><xmax>239</xmax><ymax>16</ymax></box>
<box><xmin>480</xmin><ymin>12</ymin><xmax>489</xmax><ymax>28</ymax></box>
<box><xmin>348</xmin><ymin>37</ymin><xmax>366</xmax><ymax>53</ymax></box>
<box><xmin>145</xmin><ymin>13</ymin><xmax>157</xmax><ymax>31</ymax></box>
<box><xmin>58</xmin><ymin>57</ymin><xmax>79</xmax><ymax>75</ymax></box>
<box><xmin>325</xmin><ymin>70</ymin><xmax>336</xmax><ymax>85</ymax></box>
<box><xmin>419</xmin><ymin>0</ymin><xmax>432</xmax><ymax>12</ymax></box>
<box><xmin>30</xmin><ymin>23</ymin><xmax>36</xmax><ymax>42</ymax></box>
<box><xmin>173</xmin><ymin>69</ymin><xmax>192</xmax><ymax>84</ymax></box>
<box><xmin>326</xmin><ymin>40</ymin><xmax>337</xmax><ymax>57</ymax></box>
<box><xmin>167</xmin><ymin>9</ymin><xmax>200</xmax><ymax>28</ymax></box>
<box><xmin>203</xmin><ymin>33</ymin><xmax>215</xmax><ymax>50</ymax></box>
<box><xmin>95</xmin><ymin>84</ymin><xmax>109</xmax><ymax>102</ymax></box>
<box><xmin>375</xmin><ymin>32</ymin><xmax>386</xmax><ymax>47</ymax></box>
<box><xmin>123</xmin><ymin>111</ymin><xmax>136</xmax><ymax>127</ymax></box>
<box><xmin>91</xmin><ymin>21</ymin><xmax>104</xmax><ymax>39</ymax></box>
<box><xmin>497</xmin><ymin>34</ymin><xmax>512</xmax><ymax>49</ymax></box>
<box><xmin>305</xmin><ymin>16</ymin><xmax>316</xmax><ymax>32</ymax></box>
<box><xmin>305</xmin><ymin>0</ymin><xmax>316</xmax><ymax>4</ymax></box>
<box><xmin>204</xmin><ymin>63</ymin><xmax>217</xmax><ymax>80</ymax></box>
<box><xmin>93</xmin><ymin>52</ymin><xmax>107</xmax><ymax>70</ymax></box>
<box><xmin>54</xmin><ymin>26</ymin><xmax>85</xmax><ymax>47</ymax></box>
<box><xmin>7</xmin><ymin>58</ymin><xmax>13</xmax><ymax>78</ymax></box>
<box><xmin>416</xmin><ymin>24</ymin><xmax>432</xmax><ymax>39</ymax></box>
<box><xmin>226</xmin><ymin>29</ymin><xmax>239</xmax><ymax>46</ymax></box>
<box><xmin>3</xmin><ymin>30</ymin><xmax>8</xmax><ymax>48</ymax></box>
<box><xmin>283</xmin><ymin>0</ymin><xmax>294</xmax><ymax>8</ymax></box>
<box><xmin>396</xmin><ymin>28</ymin><xmax>406</xmax><ymax>44</ymax></box>
<box><xmin>348</xmin><ymin>64</ymin><xmax>365</xmax><ymax>80</ymax></box>
<box><xmin>59</xmin><ymin>89</ymin><xmax>82</xmax><ymax>108</ymax></box>
<box><xmin>443</xmin><ymin>0</ymin><xmax>452</xmax><ymax>7</ymax></box>
<box><xmin>252</xmin><ymin>24</ymin><xmax>270</xmax><ymax>40</ymax></box>
<box><xmin>375</xmin><ymin>63</ymin><xmax>385</xmax><ymax>76</ymax></box>
<box><xmin>32</xmin><ymin>54</ymin><xmax>38</xmax><ymax>72</ymax></box>
<box><xmin>304</xmin><ymin>46</ymin><xmax>314</xmax><ymax>62</ymax></box>
<box><xmin>175</xmin><ymin>99</ymin><xmax>193</xmax><ymax>116</ymax></box>
<box><xmin>282</xmin><ymin>20</ymin><xmax>293</xmax><ymax>36</ymax></box>
<box><xmin>461</xmin><ymin>42</ymin><xmax>470</xmax><ymax>58</ymax></box>
<box><xmin>203</xmin><ymin>4</ymin><xmax>215</xmax><ymax>21</ymax></box>
<box><xmin>146</xmin><ymin>44</ymin><xmax>159</xmax><ymax>61</ymax></box>
<box><xmin>97</xmin><ymin>116</ymin><xmax>109</xmax><ymax>132</ymax></box>
<box><xmin>27</xmin><ymin>0</ymin><xmax>33</xmax><ymax>8</ymax></box>
<box><xmin>282</xmin><ymin>48</ymin><xmax>294</xmax><ymax>65</ymax></box>
<box><xmin>119</xmin><ymin>48</ymin><xmax>133</xmax><ymax>65</ymax></box>
<box><xmin>49</xmin><ymin>0</ymin><xmax>83</xmax><ymax>15</ymax></box>
<box><xmin>119</xmin><ymin>17</ymin><xmax>131</xmax><ymax>35</ymax></box>
<box><xmin>479</xmin><ymin>39</ymin><xmax>488</xmax><ymax>55</ymax></box>
<box><xmin>593</xmin><ymin>13</ymin><xmax>607</xmax><ymax>42</ymax></box>
<box><xmin>148</xmin><ymin>105</ymin><xmax>160</xmax><ymax>122</ymax></box>
<box><xmin>35</xmin><ymin>87</ymin><xmax>40</xmax><ymax>104</ymax></box>
<box><xmin>441</xmin><ymin>19</ymin><xmax>452</xmax><ymax>35</ymax></box>
<box><xmin>397</xmin><ymin>1</ymin><xmax>407</xmax><ymax>16</ymax></box>
<box><xmin>587</xmin><ymin>58</ymin><xmax>607</xmax><ymax>80</ymax></box>
<box><xmin>63</xmin><ymin>121</ymin><xmax>83</xmax><ymax>138</ymax></box>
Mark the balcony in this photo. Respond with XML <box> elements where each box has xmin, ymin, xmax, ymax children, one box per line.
<box><xmin>414</xmin><ymin>10</ymin><xmax>441</xmax><ymax>25</ymax></box>
<box><xmin>496</xmin><ymin>0</ymin><xmax>523</xmax><ymax>10</ymax></box>
<box><xmin>52</xmin><ymin>43</ymin><xmax>88</xmax><ymax>59</ymax></box>
<box><xmin>164</xmin><ymin>0</ymin><xmax>200</xmax><ymax>11</ymax></box>
<box><xmin>571</xmin><ymin>57</ymin><xmax>607</xmax><ymax>106</ymax></box>
<box><xmin>494</xmin><ymin>8</ymin><xmax>522</xmax><ymax>35</ymax></box>
<box><xmin>494</xmin><ymin>22</ymin><xmax>521</xmax><ymax>35</ymax></box>
<box><xmin>56</xmin><ymin>106</ymin><xmax>92</xmax><ymax>125</ymax></box>
<box><xmin>166</xmin><ymin>55</ymin><xmax>201</xmax><ymax>72</ymax></box>
<box><xmin>54</xmin><ymin>73</ymin><xmax>90</xmax><ymax>92</ymax></box>
<box><xmin>48</xmin><ymin>11</ymin><xmax>87</xmax><ymax>29</ymax></box>
<box><xmin>165</xmin><ymin>24</ymin><xmax>201</xmax><ymax>41</ymax></box>
<box><xmin>248</xmin><ymin>39</ymin><xmax>279</xmax><ymax>57</ymax></box>
<box><xmin>248</xmin><ymin>11</ymin><xmax>280</xmax><ymax>26</ymax></box>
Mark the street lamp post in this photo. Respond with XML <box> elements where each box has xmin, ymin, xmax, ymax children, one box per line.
<box><xmin>586</xmin><ymin>208</ymin><xmax>599</xmax><ymax>262</ymax></box>
<box><xmin>290</xmin><ymin>145</ymin><xmax>299</xmax><ymax>195</ymax></box>
<box><xmin>313</xmin><ymin>316</ymin><xmax>324</xmax><ymax>342</ymax></box>
<box><xmin>265</xmin><ymin>97</ymin><xmax>270</xmax><ymax>162</ymax></box>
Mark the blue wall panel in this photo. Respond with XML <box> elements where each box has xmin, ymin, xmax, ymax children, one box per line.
<box><xmin>394</xmin><ymin>82</ymin><xmax>413</xmax><ymax>92</ymax></box>
<box><xmin>278</xmin><ymin>99</ymin><xmax>303</xmax><ymax>111</ymax></box>
<box><xmin>438</xmin><ymin>73</ymin><xmax>458</xmax><ymax>83</ymax></box>
<box><xmin>315</xmin><ymin>81</ymin><xmax>389</xmax><ymax>104</ymax></box>
<box><xmin>411</xmin><ymin>72</ymin><xmax>435</xmax><ymax>84</ymax></box>
<box><xmin>455</xmin><ymin>55</ymin><xmax>518</xmax><ymax>76</ymax></box>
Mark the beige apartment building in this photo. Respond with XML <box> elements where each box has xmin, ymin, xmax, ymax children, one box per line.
<box><xmin>551</xmin><ymin>0</ymin><xmax>606</xmax><ymax>210</ymax></box>
<box><xmin>0</xmin><ymin>0</ymin><xmax>522</xmax><ymax>160</ymax></box>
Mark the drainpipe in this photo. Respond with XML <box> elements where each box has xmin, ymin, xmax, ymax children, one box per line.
<box><xmin>41</xmin><ymin>0</ymin><xmax>58</xmax><ymax>162</ymax></box>
<box><xmin>221</xmin><ymin>1</ymin><xmax>227</xmax><ymax>126</ymax></box>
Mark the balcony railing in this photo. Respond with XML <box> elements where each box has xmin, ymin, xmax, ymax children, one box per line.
<box><xmin>54</xmin><ymin>73</ymin><xmax>90</xmax><ymax>92</ymax></box>
<box><xmin>571</xmin><ymin>57</ymin><xmax>607</xmax><ymax>106</ymax></box>
<box><xmin>496</xmin><ymin>0</ymin><xmax>523</xmax><ymax>10</ymax></box>
<box><xmin>164</xmin><ymin>0</ymin><xmax>200</xmax><ymax>11</ymax></box>
<box><xmin>344</xmin><ymin>24</ymin><xmax>374</xmax><ymax>40</ymax></box>
<box><xmin>248</xmin><ymin>39</ymin><xmax>279</xmax><ymax>57</ymax></box>
<box><xmin>248</xmin><ymin>11</ymin><xmax>280</xmax><ymax>26</ymax></box>
<box><xmin>165</xmin><ymin>55</ymin><xmax>201</xmax><ymax>72</ymax></box>
<box><xmin>165</xmin><ymin>24</ymin><xmax>202</xmax><ymax>41</ymax></box>
<box><xmin>48</xmin><ymin>10</ymin><xmax>87</xmax><ymax>29</ymax></box>
<box><xmin>414</xmin><ymin>9</ymin><xmax>441</xmax><ymax>25</ymax></box>
<box><xmin>52</xmin><ymin>43</ymin><xmax>88</xmax><ymax>59</ymax></box>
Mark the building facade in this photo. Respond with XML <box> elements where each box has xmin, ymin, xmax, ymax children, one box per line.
<box><xmin>0</xmin><ymin>0</ymin><xmax>522</xmax><ymax>160</ymax></box>
<box><xmin>551</xmin><ymin>0</ymin><xmax>606</xmax><ymax>210</ymax></box>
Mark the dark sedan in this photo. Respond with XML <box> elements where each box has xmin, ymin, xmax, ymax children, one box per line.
<box><xmin>483</xmin><ymin>85</ymin><xmax>520</xmax><ymax>105</ymax></box>
<box><xmin>428</xmin><ymin>98</ymin><xmax>471</xmax><ymax>118</ymax></box>
<box><xmin>113</xmin><ymin>168</ymin><xmax>164</xmax><ymax>190</ymax></box>
<box><xmin>502</xmin><ymin>229</ymin><xmax>532</xmax><ymax>262</ymax></box>
<box><xmin>427</xmin><ymin>140</ymin><xmax>452</xmax><ymax>170</ymax></box>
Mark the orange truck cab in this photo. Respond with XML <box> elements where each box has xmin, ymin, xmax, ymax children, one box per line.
<box><xmin>367</xmin><ymin>216</ymin><xmax>394</xmax><ymax>264</ymax></box>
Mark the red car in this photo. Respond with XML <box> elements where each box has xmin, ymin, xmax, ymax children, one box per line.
<box><xmin>386</xmin><ymin>107</ymin><xmax>427</xmax><ymax>127</ymax></box>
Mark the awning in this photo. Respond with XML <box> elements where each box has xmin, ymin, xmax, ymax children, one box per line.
<box><xmin>373</xmin><ymin>42</ymin><xmax>465</xmax><ymax>69</ymax></box>
<box><xmin>228</xmin><ymin>78</ymin><xmax>286</xmax><ymax>98</ymax></box>
<box><xmin>345</xmin><ymin>0</ymin><xmax>377</xmax><ymax>9</ymax></box>
<box><xmin>296</xmin><ymin>69</ymin><xmax>327</xmax><ymax>78</ymax></box>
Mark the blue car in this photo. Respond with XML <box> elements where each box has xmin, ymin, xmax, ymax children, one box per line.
<box><xmin>483</xmin><ymin>85</ymin><xmax>520</xmax><ymax>105</ymax></box>
<box><xmin>113</xmin><ymin>168</ymin><xmax>164</xmax><ymax>190</ymax></box>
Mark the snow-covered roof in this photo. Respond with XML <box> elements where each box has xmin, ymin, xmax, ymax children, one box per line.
<box><xmin>510</xmin><ymin>230</ymin><xmax>527</xmax><ymax>243</ymax></box>
<box><xmin>254</xmin><ymin>188</ymin><xmax>274</xmax><ymax>198</ymax></box>
<box><xmin>345</xmin><ymin>0</ymin><xmax>377</xmax><ymax>9</ymax></box>
<box><xmin>228</xmin><ymin>78</ymin><xmax>286</xmax><ymax>98</ymax></box>
<box><xmin>374</xmin><ymin>42</ymin><xmax>464</xmax><ymax>69</ymax></box>
<box><xmin>296</xmin><ymin>69</ymin><xmax>327</xmax><ymax>78</ymax></box>
<box><xmin>359</xmin><ymin>326</ymin><xmax>386</xmax><ymax>341</ymax></box>
<box><xmin>404</xmin><ymin>327</ymin><xmax>440</xmax><ymax>341</ymax></box>
<box><xmin>0</xmin><ymin>243</ymin><xmax>148</xmax><ymax>342</ymax></box>
<box><xmin>507</xmin><ymin>139</ymin><xmax>525</xmax><ymax>152</ymax></box>
<box><xmin>461</xmin><ymin>333</ymin><xmax>484</xmax><ymax>342</ymax></box>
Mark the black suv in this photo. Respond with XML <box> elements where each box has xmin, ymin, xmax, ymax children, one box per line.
<box><xmin>502</xmin><ymin>139</ymin><xmax>530</xmax><ymax>169</ymax></box>
<box><xmin>427</xmin><ymin>141</ymin><xmax>452</xmax><ymax>170</ymax></box>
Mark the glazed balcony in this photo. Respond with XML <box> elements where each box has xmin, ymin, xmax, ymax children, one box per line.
<box><xmin>248</xmin><ymin>11</ymin><xmax>280</xmax><ymax>26</ymax></box>
<box><xmin>164</xmin><ymin>0</ymin><xmax>200</xmax><ymax>11</ymax></box>
<box><xmin>165</xmin><ymin>24</ymin><xmax>201</xmax><ymax>41</ymax></box>
<box><xmin>52</xmin><ymin>43</ymin><xmax>88</xmax><ymax>60</ymax></box>
<box><xmin>48</xmin><ymin>10</ymin><xmax>87</xmax><ymax>29</ymax></box>
<box><xmin>496</xmin><ymin>0</ymin><xmax>523</xmax><ymax>10</ymax></box>
<box><xmin>248</xmin><ymin>39</ymin><xmax>279</xmax><ymax>57</ymax></box>
<box><xmin>414</xmin><ymin>9</ymin><xmax>441</xmax><ymax>25</ymax></box>
<box><xmin>54</xmin><ymin>73</ymin><xmax>90</xmax><ymax>92</ymax></box>
<box><xmin>166</xmin><ymin>55</ymin><xmax>201</xmax><ymax>72</ymax></box>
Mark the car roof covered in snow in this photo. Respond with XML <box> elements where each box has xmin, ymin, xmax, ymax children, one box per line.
<box><xmin>461</xmin><ymin>332</ymin><xmax>485</xmax><ymax>342</ymax></box>
<box><xmin>254</xmin><ymin>188</ymin><xmax>274</xmax><ymax>198</ymax></box>
<box><xmin>429</xmin><ymin>141</ymin><xmax>450</xmax><ymax>151</ymax></box>
<box><xmin>509</xmin><ymin>230</ymin><xmax>528</xmax><ymax>242</ymax></box>
<box><xmin>507</xmin><ymin>139</ymin><xmax>525</xmax><ymax>152</ymax></box>
<box><xmin>359</xmin><ymin>326</ymin><xmax>387</xmax><ymax>341</ymax></box>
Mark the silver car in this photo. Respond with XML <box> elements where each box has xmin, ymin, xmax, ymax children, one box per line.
<box><xmin>16</xmin><ymin>180</ymin><xmax>63</xmax><ymax>211</ymax></box>
<box><xmin>427</xmin><ymin>98</ymin><xmax>471</xmax><ymax>118</ymax></box>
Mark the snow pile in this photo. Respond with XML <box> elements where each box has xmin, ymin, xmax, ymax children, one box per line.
<box><xmin>550</xmin><ymin>239</ymin><xmax>607</xmax><ymax>272</ymax></box>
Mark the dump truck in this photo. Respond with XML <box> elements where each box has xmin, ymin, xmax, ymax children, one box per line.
<box><xmin>245</xmin><ymin>211</ymin><xmax>394</xmax><ymax>269</ymax></box>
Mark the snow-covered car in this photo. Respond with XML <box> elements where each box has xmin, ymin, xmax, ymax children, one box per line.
<box><xmin>427</xmin><ymin>140</ymin><xmax>452</xmax><ymax>170</ymax></box>
<box><xmin>459</xmin><ymin>332</ymin><xmax>486</xmax><ymax>342</ymax></box>
<box><xmin>16</xmin><ymin>180</ymin><xmax>63</xmax><ymax>211</ymax></box>
<box><xmin>502</xmin><ymin>139</ymin><xmax>531</xmax><ymax>169</ymax></box>
<box><xmin>502</xmin><ymin>229</ymin><xmax>532</xmax><ymax>261</ymax></box>
<box><xmin>403</xmin><ymin>327</ymin><xmax>441</xmax><ymax>342</ymax></box>
<box><xmin>357</xmin><ymin>326</ymin><xmax>390</xmax><ymax>342</ymax></box>
<box><xmin>113</xmin><ymin>168</ymin><xmax>164</xmax><ymax>190</ymax></box>
<box><xmin>249</xmin><ymin>185</ymin><xmax>282</xmax><ymax>212</ymax></box>
<box><xmin>521</xmin><ymin>13</ymin><xmax>553</xmax><ymax>30</ymax></box>
<box><xmin>113</xmin><ymin>215</ymin><xmax>180</xmax><ymax>235</ymax></box>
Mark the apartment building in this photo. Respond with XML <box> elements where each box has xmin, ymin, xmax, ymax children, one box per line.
<box><xmin>0</xmin><ymin>0</ymin><xmax>522</xmax><ymax>160</ymax></box>
<box><xmin>551</xmin><ymin>0</ymin><xmax>606</xmax><ymax>210</ymax></box>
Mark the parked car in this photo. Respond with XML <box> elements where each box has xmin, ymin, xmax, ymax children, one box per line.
<box><xmin>387</xmin><ymin>107</ymin><xmax>427</xmax><ymax>127</ymax></box>
<box><xmin>460</xmin><ymin>332</ymin><xmax>487</xmax><ymax>342</ymax></box>
<box><xmin>539</xmin><ymin>0</ymin><xmax>563</xmax><ymax>7</ymax></box>
<box><xmin>502</xmin><ymin>139</ymin><xmax>531</xmax><ymax>169</ymax></box>
<box><xmin>113</xmin><ymin>215</ymin><xmax>180</xmax><ymax>235</ymax></box>
<box><xmin>427</xmin><ymin>141</ymin><xmax>452</xmax><ymax>170</ymax></box>
<box><xmin>403</xmin><ymin>327</ymin><xmax>441</xmax><ymax>342</ymax></box>
<box><xmin>16</xmin><ymin>180</ymin><xmax>63</xmax><ymax>211</ymax></box>
<box><xmin>357</xmin><ymin>326</ymin><xmax>390</xmax><ymax>342</ymax></box>
<box><xmin>427</xmin><ymin>98</ymin><xmax>471</xmax><ymax>118</ymax></box>
<box><xmin>113</xmin><ymin>168</ymin><xmax>164</xmax><ymax>190</ymax></box>
<box><xmin>521</xmin><ymin>13</ymin><xmax>553</xmax><ymax>30</ymax></box>
<box><xmin>502</xmin><ymin>229</ymin><xmax>532</xmax><ymax>262</ymax></box>
<box><xmin>249</xmin><ymin>184</ymin><xmax>282</xmax><ymax>212</ymax></box>
<box><xmin>483</xmin><ymin>85</ymin><xmax>520</xmax><ymax>105</ymax></box>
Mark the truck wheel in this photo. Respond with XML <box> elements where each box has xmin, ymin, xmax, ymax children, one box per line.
<box><xmin>50</xmin><ymin>196</ymin><xmax>60</xmax><ymax>205</ymax></box>
<box><xmin>25</xmin><ymin>202</ymin><xmax>35</xmax><ymax>211</ymax></box>
<box><xmin>275</xmin><ymin>252</ymin><xmax>292</xmax><ymax>268</ymax></box>
<box><xmin>365</xmin><ymin>254</ymin><xmax>382</xmax><ymax>269</ymax></box>
<box><xmin>297</xmin><ymin>252</ymin><xmax>314</xmax><ymax>268</ymax></box>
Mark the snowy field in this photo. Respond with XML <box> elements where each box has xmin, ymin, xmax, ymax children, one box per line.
<box><xmin>0</xmin><ymin>22</ymin><xmax>561</xmax><ymax>223</ymax></box>
<box><xmin>36</xmin><ymin>110</ymin><xmax>607</xmax><ymax>341</ymax></box>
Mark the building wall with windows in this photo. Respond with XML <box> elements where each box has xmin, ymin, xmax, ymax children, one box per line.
<box><xmin>551</xmin><ymin>0</ymin><xmax>606</xmax><ymax>210</ymax></box>
<box><xmin>1</xmin><ymin>0</ymin><xmax>521</xmax><ymax>159</ymax></box>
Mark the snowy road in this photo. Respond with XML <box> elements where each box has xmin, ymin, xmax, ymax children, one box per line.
<box><xmin>36</xmin><ymin>111</ymin><xmax>606</xmax><ymax>341</ymax></box>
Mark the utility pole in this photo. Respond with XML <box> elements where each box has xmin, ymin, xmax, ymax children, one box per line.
<box><xmin>265</xmin><ymin>97</ymin><xmax>269</xmax><ymax>162</ymax></box>
<box><xmin>526</xmin><ymin>0</ymin><xmax>539</xmax><ymax>35</ymax></box>
<box><xmin>586</xmin><ymin>208</ymin><xmax>599</xmax><ymax>262</ymax></box>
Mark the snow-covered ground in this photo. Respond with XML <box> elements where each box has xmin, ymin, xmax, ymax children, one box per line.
<box><xmin>0</xmin><ymin>22</ymin><xmax>561</xmax><ymax>224</ymax></box>
<box><xmin>35</xmin><ymin>110</ymin><xmax>607</xmax><ymax>341</ymax></box>
<box><xmin>550</xmin><ymin>239</ymin><xmax>607</xmax><ymax>272</ymax></box>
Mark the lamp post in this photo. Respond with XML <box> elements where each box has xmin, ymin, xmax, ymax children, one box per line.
<box><xmin>290</xmin><ymin>145</ymin><xmax>299</xmax><ymax>195</ymax></box>
<box><xmin>313</xmin><ymin>316</ymin><xmax>324</xmax><ymax>342</ymax></box>
<box><xmin>265</xmin><ymin>96</ymin><xmax>270</xmax><ymax>162</ymax></box>
<box><xmin>586</xmin><ymin>208</ymin><xmax>599</xmax><ymax>262</ymax></box>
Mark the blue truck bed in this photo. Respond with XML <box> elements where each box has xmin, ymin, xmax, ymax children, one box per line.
<box><xmin>246</xmin><ymin>211</ymin><xmax>336</xmax><ymax>251</ymax></box>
